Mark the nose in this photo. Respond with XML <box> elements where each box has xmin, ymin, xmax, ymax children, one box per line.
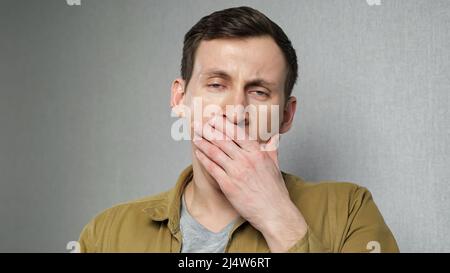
<box><xmin>222</xmin><ymin>89</ymin><xmax>249</xmax><ymax>126</ymax></box>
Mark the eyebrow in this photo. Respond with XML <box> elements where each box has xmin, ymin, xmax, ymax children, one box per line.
<box><xmin>201</xmin><ymin>69</ymin><xmax>277</xmax><ymax>90</ymax></box>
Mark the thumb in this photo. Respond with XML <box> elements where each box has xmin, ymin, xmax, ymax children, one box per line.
<box><xmin>260</xmin><ymin>133</ymin><xmax>280</xmax><ymax>168</ymax></box>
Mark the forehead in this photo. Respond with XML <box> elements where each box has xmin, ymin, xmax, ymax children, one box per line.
<box><xmin>192</xmin><ymin>36</ymin><xmax>287</xmax><ymax>83</ymax></box>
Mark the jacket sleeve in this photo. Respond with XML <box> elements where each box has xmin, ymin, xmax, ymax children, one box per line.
<box><xmin>78</xmin><ymin>207</ymin><xmax>114</xmax><ymax>253</ymax></box>
<box><xmin>287</xmin><ymin>226</ymin><xmax>330</xmax><ymax>253</ymax></box>
<box><xmin>78</xmin><ymin>220</ymin><xmax>97</xmax><ymax>253</ymax></box>
<box><xmin>339</xmin><ymin>186</ymin><xmax>399</xmax><ymax>253</ymax></box>
<box><xmin>287</xmin><ymin>185</ymin><xmax>399</xmax><ymax>253</ymax></box>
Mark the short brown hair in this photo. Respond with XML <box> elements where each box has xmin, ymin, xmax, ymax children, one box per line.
<box><xmin>181</xmin><ymin>6</ymin><xmax>298</xmax><ymax>98</ymax></box>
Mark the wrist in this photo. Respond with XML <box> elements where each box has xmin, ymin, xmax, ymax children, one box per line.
<box><xmin>260</xmin><ymin>203</ymin><xmax>308</xmax><ymax>252</ymax></box>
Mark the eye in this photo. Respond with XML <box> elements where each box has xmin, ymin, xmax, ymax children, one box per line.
<box><xmin>207</xmin><ymin>83</ymin><xmax>224</xmax><ymax>89</ymax></box>
<box><xmin>250</xmin><ymin>90</ymin><xmax>269</xmax><ymax>98</ymax></box>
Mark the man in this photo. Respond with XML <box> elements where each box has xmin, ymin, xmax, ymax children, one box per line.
<box><xmin>79</xmin><ymin>6</ymin><xmax>399</xmax><ymax>253</ymax></box>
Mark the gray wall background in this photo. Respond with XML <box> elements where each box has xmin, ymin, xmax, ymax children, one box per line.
<box><xmin>0</xmin><ymin>0</ymin><xmax>449</xmax><ymax>252</ymax></box>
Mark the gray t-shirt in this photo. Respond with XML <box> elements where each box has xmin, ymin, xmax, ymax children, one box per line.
<box><xmin>180</xmin><ymin>194</ymin><xmax>236</xmax><ymax>253</ymax></box>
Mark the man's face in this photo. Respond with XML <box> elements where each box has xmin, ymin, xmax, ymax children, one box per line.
<box><xmin>172</xmin><ymin>35</ymin><xmax>295</xmax><ymax>143</ymax></box>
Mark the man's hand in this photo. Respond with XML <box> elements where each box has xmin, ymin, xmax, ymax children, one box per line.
<box><xmin>192</xmin><ymin>116</ymin><xmax>308</xmax><ymax>252</ymax></box>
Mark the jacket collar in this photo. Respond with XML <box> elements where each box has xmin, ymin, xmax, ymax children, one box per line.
<box><xmin>142</xmin><ymin>165</ymin><xmax>303</xmax><ymax>235</ymax></box>
<box><xmin>142</xmin><ymin>165</ymin><xmax>193</xmax><ymax>234</ymax></box>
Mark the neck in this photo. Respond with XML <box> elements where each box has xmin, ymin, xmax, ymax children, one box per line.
<box><xmin>184</xmin><ymin>149</ymin><xmax>239</xmax><ymax>230</ymax></box>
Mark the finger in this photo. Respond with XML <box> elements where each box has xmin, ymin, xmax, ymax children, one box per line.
<box><xmin>209</xmin><ymin>116</ymin><xmax>259</xmax><ymax>152</ymax></box>
<box><xmin>201</xmin><ymin>121</ymin><xmax>242</xmax><ymax>160</ymax></box>
<box><xmin>193</xmin><ymin>129</ymin><xmax>232</xmax><ymax>172</ymax></box>
<box><xmin>194</xmin><ymin>149</ymin><xmax>227</xmax><ymax>184</ymax></box>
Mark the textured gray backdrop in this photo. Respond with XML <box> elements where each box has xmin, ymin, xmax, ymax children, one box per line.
<box><xmin>0</xmin><ymin>0</ymin><xmax>449</xmax><ymax>252</ymax></box>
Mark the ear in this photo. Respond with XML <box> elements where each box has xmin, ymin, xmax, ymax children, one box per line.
<box><xmin>279</xmin><ymin>96</ymin><xmax>297</xmax><ymax>134</ymax></box>
<box><xmin>170</xmin><ymin>78</ymin><xmax>187</xmax><ymax>116</ymax></box>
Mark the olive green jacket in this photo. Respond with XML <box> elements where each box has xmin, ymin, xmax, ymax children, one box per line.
<box><xmin>79</xmin><ymin>165</ymin><xmax>399</xmax><ymax>252</ymax></box>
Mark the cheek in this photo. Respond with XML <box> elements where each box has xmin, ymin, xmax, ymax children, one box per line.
<box><xmin>187</xmin><ymin>97</ymin><xmax>225</xmax><ymax>132</ymax></box>
<box><xmin>188</xmin><ymin>92</ymin><xmax>228</xmax><ymax>121</ymax></box>
<box><xmin>247</xmin><ymin>104</ymin><xmax>281</xmax><ymax>142</ymax></box>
